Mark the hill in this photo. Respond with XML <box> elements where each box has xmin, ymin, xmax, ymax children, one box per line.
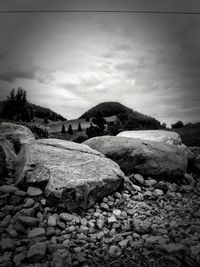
<box><xmin>80</xmin><ymin>101</ymin><xmax>163</xmax><ymax>130</ymax></box>
<box><xmin>0</xmin><ymin>100</ymin><xmax>66</xmax><ymax>122</ymax></box>
<box><xmin>172</xmin><ymin>122</ymin><xmax>200</xmax><ymax>147</ymax></box>
<box><xmin>80</xmin><ymin>102</ymin><xmax>133</xmax><ymax>118</ymax></box>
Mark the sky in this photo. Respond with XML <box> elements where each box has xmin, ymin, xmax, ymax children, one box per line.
<box><xmin>0</xmin><ymin>0</ymin><xmax>200</xmax><ymax>126</ymax></box>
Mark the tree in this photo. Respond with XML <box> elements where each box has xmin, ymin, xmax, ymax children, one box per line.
<box><xmin>86</xmin><ymin>124</ymin><xmax>103</xmax><ymax>138</ymax></box>
<box><xmin>107</xmin><ymin>121</ymin><xmax>120</xmax><ymax>136</ymax></box>
<box><xmin>171</xmin><ymin>120</ymin><xmax>184</xmax><ymax>129</ymax></box>
<box><xmin>1</xmin><ymin>88</ymin><xmax>34</xmax><ymax>122</ymax></box>
<box><xmin>78</xmin><ymin>122</ymin><xmax>82</xmax><ymax>131</ymax></box>
<box><xmin>44</xmin><ymin>117</ymin><xmax>49</xmax><ymax>124</ymax></box>
<box><xmin>68</xmin><ymin>124</ymin><xmax>73</xmax><ymax>135</ymax></box>
<box><xmin>92</xmin><ymin>111</ymin><xmax>106</xmax><ymax>130</ymax></box>
<box><xmin>61</xmin><ymin>124</ymin><xmax>66</xmax><ymax>134</ymax></box>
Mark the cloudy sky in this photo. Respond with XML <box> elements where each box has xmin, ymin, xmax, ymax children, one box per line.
<box><xmin>0</xmin><ymin>0</ymin><xmax>200</xmax><ymax>126</ymax></box>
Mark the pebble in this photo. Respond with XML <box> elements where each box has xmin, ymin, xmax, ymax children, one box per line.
<box><xmin>153</xmin><ymin>189</ymin><xmax>164</xmax><ymax>196</ymax></box>
<box><xmin>27</xmin><ymin>242</ymin><xmax>46</xmax><ymax>260</ymax></box>
<box><xmin>96</xmin><ymin>219</ymin><xmax>104</xmax><ymax>229</ymax></box>
<box><xmin>155</xmin><ymin>182</ymin><xmax>168</xmax><ymax>193</ymax></box>
<box><xmin>145</xmin><ymin>179</ymin><xmax>157</xmax><ymax>187</ymax></box>
<box><xmin>27</xmin><ymin>186</ymin><xmax>43</xmax><ymax>197</ymax></box>
<box><xmin>100</xmin><ymin>202</ymin><xmax>109</xmax><ymax>211</ymax></box>
<box><xmin>14</xmin><ymin>190</ymin><xmax>27</xmax><ymax>197</ymax></box>
<box><xmin>113</xmin><ymin>209</ymin><xmax>122</xmax><ymax>217</ymax></box>
<box><xmin>13</xmin><ymin>252</ymin><xmax>26</xmax><ymax>266</ymax></box>
<box><xmin>28</xmin><ymin>227</ymin><xmax>46</xmax><ymax>238</ymax></box>
<box><xmin>132</xmin><ymin>184</ymin><xmax>142</xmax><ymax>192</ymax></box>
<box><xmin>59</xmin><ymin>213</ymin><xmax>79</xmax><ymax>222</ymax></box>
<box><xmin>134</xmin><ymin>174</ymin><xmax>144</xmax><ymax>185</ymax></box>
<box><xmin>108</xmin><ymin>245</ymin><xmax>122</xmax><ymax>257</ymax></box>
<box><xmin>108</xmin><ymin>215</ymin><xmax>117</xmax><ymax>224</ymax></box>
<box><xmin>0</xmin><ymin>238</ymin><xmax>15</xmax><ymax>251</ymax></box>
<box><xmin>23</xmin><ymin>198</ymin><xmax>35</xmax><ymax>208</ymax></box>
<box><xmin>0</xmin><ymin>185</ymin><xmax>18</xmax><ymax>194</ymax></box>
<box><xmin>18</xmin><ymin>216</ymin><xmax>39</xmax><ymax>227</ymax></box>
<box><xmin>47</xmin><ymin>215</ymin><xmax>57</xmax><ymax>227</ymax></box>
<box><xmin>118</xmin><ymin>239</ymin><xmax>129</xmax><ymax>248</ymax></box>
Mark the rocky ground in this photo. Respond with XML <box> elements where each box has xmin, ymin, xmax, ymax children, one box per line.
<box><xmin>0</xmin><ymin>173</ymin><xmax>200</xmax><ymax>267</ymax></box>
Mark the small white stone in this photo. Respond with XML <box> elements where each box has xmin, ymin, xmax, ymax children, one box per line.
<box><xmin>112</xmin><ymin>209</ymin><xmax>121</xmax><ymax>217</ymax></box>
<box><xmin>108</xmin><ymin>215</ymin><xmax>117</xmax><ymax>224</ymax></box>
<box><xmin>154</xmin><ymin>189</ymin><xmax>164</xmax><ymax>196</ymax></box>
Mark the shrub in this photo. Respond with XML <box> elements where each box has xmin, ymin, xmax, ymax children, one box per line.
<box><xmin>61</xmin><ymin>124</ymin><xmax>66</xmax><ymax>134</ymax></box>
<box><xmin>68</xmin><ymin>124</ymin><xmax>73</xmax><ymax>135</ymax></box>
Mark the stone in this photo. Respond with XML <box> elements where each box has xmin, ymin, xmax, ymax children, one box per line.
<box><xmin>112</xmin><ymin>209</ymin><xmax>122</xmax><ymax>217</ymax></box>
<box><xmin>27</xmin><ymin>242</ymin><xmax>46</xmax><ymax>260</ymax></box>
<box><xmin>0</xmin><ymin>122</ymin><xmax>35</xmax><ymax>152</ymax></box>
<box><xmin>1</xmin><ymin>215</ymin><xmax>12</xmax><ymax>227</ymax></box>
<box><xmin>133</xmin><ymin>174</ymin><xmax>144</xmax><ymax>185</ymax></box>
<box><xmin>131</xmin><ymin>184</ymin><xmax>141</xmax><ymax>192</ymax></box>
<box><xmin>13</xmin><ymin>139</ymin><xmax>124</xmax><ymax>212</ymax></box>
<box><xmin>84</xmin><ymin>136</ymin><xmax>187</xmax><ymax>179</ymax></box>
<box><xmin>96</xmin><ymin>219</ymin><xmax>104</xmax><ymax>229</ymax></box>
<box><xmin>184</xmin><ymin>173</ymin><xmax>194</xmax><ymax>185</ymax></box>
<box><xmin>27</xmin><ymin>186</ymin><xmax>43</xmax><ymax>197</ymax></box>
<box><xmin>0</xmin><ymin>185</ymin><xmax>18</xmax><ymax>194</ymax></box>
<box><xmin>100</xmin><ymin>203</ymin><xmax>109</xmax><ymax>211</ymax></box>
<box><xmin>27</xmin><ymin>227</ymin><xmax>45</xmax><ymax>238</ymax></box>
<box><xmin>13</xmin><ymin>252</ymin><xmax>26</xmax><ymax>266</ymax></box>
<box><xmin>145</xmin><ymin>179</ymin><xmax>157</xmax><ymax>187</ymax></box>
<box><xmin>52</xmin><ymin>249</ymin><xmax>72</xmax><ymax>267</ymax></box>
<box><xmin>59</xmin><ymin>213</ymin><xmax>80</xmax><ymax>223</ymax></box>
<box><xmin>0</xmin><ymin>238</ymin><xmax>15</xmax><ymax>251</ymax></box>
<box><xmin>108</xmin><ymin>215</ymin><xmax>117</xmax><ymax>224</ymax></box>
<box><xmin>117</xmin><ymin>129</ymin><xmax>182</xmax><ymax>145</ymax></box>
<box><xmin>23</xmin><ymin>198</ymin><xmax>35</xmax><ymax>208</ymax></box>
<box><xmin>155</xmin><ymin>181</ymin><xmax>168</xmax><ymax>193</ymax></box>
<box><xmin>133</xmin><ymin>219</ymin><xmax>151</xmax><ymax>234</ymax></box>
<box><xmin>159</xmin><ymin>243</ymin><xmax>185</xmax><ymax>254</ymax></box>
<box><xmin>108</xmin><ymin>245</ymin><xmax>122</xmax><ymax>257</ymax></box>
<box><xmin>18</xmin><ymin>216</ymin><xmax>39</xmax><ymax>227</ymax></box>
<box><xmin>118</xmin><ymin>239</ymin><xmax>129</xmax><ymax>248</ymax></box>
<box><xmin>153</xmin><ymin>189</ymin><xmax>164</xmax><ymax>196</ymax></box>
<box><xmin>47</xmin><ymin>215</ymin><xmax>57</xmax><ymax>227</ymax></box>
<box><xmin>14</xmin><ymin>190</ymin><xmax>26</xmax><ymax>197</ymax></box>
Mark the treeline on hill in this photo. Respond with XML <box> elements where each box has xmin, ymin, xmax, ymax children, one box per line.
<box><xmin>0</xmin><ymin>88</ymin><xmax>66</xmax><ymax>122</ymax></box>
<box><xmin>79</xmin><ymin>102</ymin><xmax>166</xmax><ymax>139</ymax></box>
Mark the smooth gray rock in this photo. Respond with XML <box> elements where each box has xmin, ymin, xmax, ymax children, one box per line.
<box><xmin>13</xmin><ymin>139</ymin><xmax>124</xmax><ymax>212</ymax></box>
<box><xmin>84</xmin><ymin>136</ymin><xmax>188</xmax><ymax>179</ymax></box>
<box><xmin>117</xmin><ymin>130</ymin><xmax>182</xmax><ymax>145</ymax></box>
<box><xmin>0</xmin><ymin>122</ymin><xmax>35</xmax><ymax>152</ymax></box>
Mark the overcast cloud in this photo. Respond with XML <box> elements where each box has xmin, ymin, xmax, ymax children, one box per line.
<box><xmin>0</xmin><ymin>0</ymin><xmax>200</xmax><ymax>125</ymax></box>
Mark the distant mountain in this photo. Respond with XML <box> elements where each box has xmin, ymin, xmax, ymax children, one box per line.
<box><xmin>80</xmin><ymin>101</ymin><xmax>163</xmax><ymax>130</ymax></box>
<box><xmin>0</xmin><ymin>100</ymin><xmax>66</xmax><ymax>121</ymax></box>
<box><xmin>172</xmin><ymin>122</ymin><xmax>200</xmax><ymax>147</ymax></box>
<box><xmin>80</xmin><ymin>102</ymin><xmax>133</xmax><ymax>118</ymax></box>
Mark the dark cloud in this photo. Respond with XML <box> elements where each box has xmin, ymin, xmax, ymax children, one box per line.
<box><xmin>0</xmin><ymin>67</ymin><xmax>36</xmax><ymax>83</ymax></box>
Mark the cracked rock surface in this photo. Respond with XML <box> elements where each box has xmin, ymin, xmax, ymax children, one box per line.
<box><xmin>12</xmin><ymin>139</ymin><xmax>124</xmax><ymax>212</ymax></box>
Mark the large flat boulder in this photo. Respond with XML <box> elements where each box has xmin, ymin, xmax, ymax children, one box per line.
<box><xmin>117</xmin><ymin>130</ymin><xmax>182</xmax><ymax>145</ymax></box>
<box><xmin>0</xmin><ymin>137</ymin><xmax>16</xmax><ymax>177</ymax></box>
<box><xmin>0</xmin><ymin>122</ymin><xmax>35</xmax><ymax>153</ymax></box>
<box><xmin>84</xmin><ymin>136</ymin><xmax>188</xmax><ymax>180</ymax></box>
<box><xmin>13</xmin><ymin>139</ymin><xmax>124</xmax><ymax>212</ymax></box>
